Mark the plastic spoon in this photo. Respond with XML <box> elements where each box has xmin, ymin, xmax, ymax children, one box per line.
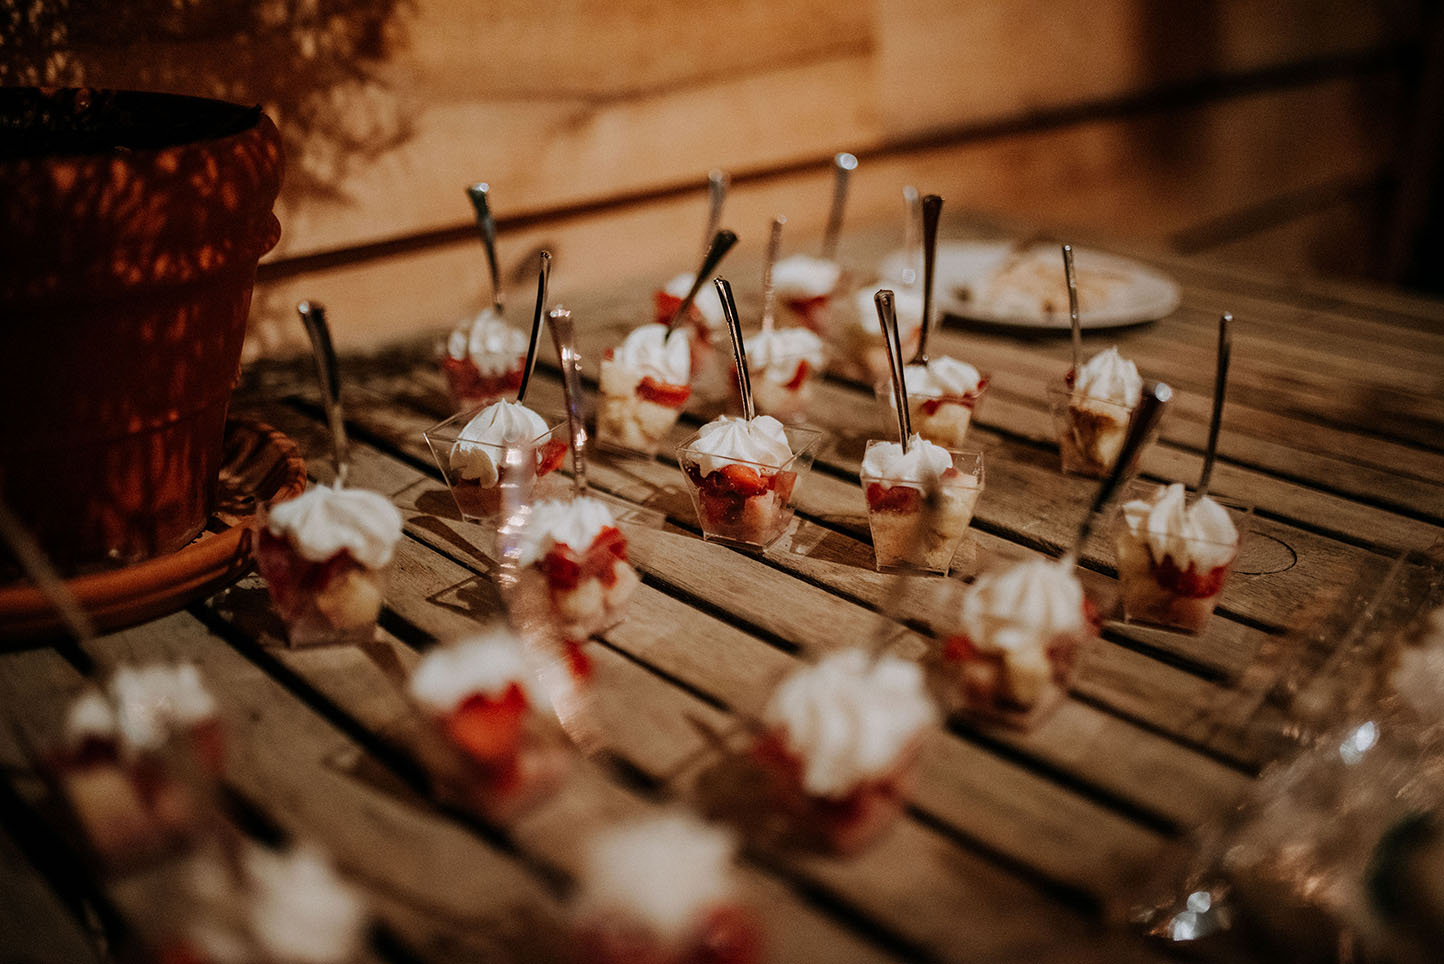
<box><xmin>1062</xmin><ymin>244</ymin><xmax>1082</xmax><ymax>376</ymax></box>
<box><xmin>702</xmin><ymin>169</ymin><xmax>729</xmax><ymax>259</ymax></box>
<box><xmin>514</xmin><ymin>251</ymin><xmax>552</xmax><ymax>405</ymax></box>
<box><xmin>465</xmin><ymin>182</ymin><xmax>504</xmax><ymax>314</ymax></box>
<box><xmin>1195</xmin><ymin>312</ymin><xmax>1233</xmax><ymax>501</ymax></box>
<box><xmin>1060</xmin><ymin>381</ymin><xmax>1172</xmax><ymax>567</ymax></box>
<box><xmin>665</xmin><ymin>229</ymin><xmax>739</xmax><ymax>333</ymax></box>
<box><xmin>875</xmin><ymin>289</ymin><xmax>913</xmax><ymax>451</ymax></box>
<box><xmin>296</xmin><ymin>301</ymin><xmax>349</xmax><ymax>488</ymax></box>
<box><xmin>715</xmin><ymin>278</ymin><xmax>754</xmax><ymax>420</ymax></box>
<box><xmin>912</xmin><ymin>193</ymin><xmax>943</xmax><ymax>367</ymax></box>
<box><xmin>821</xmin><ymin>152</ymin><xmax>858</xmax><ymax>261</ymax></box>
<box><xmin>546</xmin><ymin>306</ymin><xmax>588</xmax><ymax>495</ymax></box>
<box><xmin>900</xmin><ymin>186</ymin><xmax>920</xmax><ymax>287</ymax></box>
<box><xmin>760</xmin><ymin>215</ymin><xmax>786</xmax><ymax>334</ymax></box>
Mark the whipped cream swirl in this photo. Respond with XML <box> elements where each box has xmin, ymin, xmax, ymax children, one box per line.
<box><xmin>609</xmin><ymin>323</ymin><xmax>692</xmax><ymax>387</ymax></box>
<box><xmin>958</xmin><ymin>558</ymin><xmax>1086</xmax><ymax>656</ymax></box>
<box><xmin>662</xmin><ymin>273</ymin><xmax>726</xmax><ymax>329</ymax></box>
<box><xmin>763</xmin><ymin>649</ymin><xmax>937</xmax><ymax>798</ymax></box>
<box><xmin>902</xmin><ymin>355</ymin><xmax>983</xmax><ymax>397</ymax></box>
<box><xmin>688</xmin><ymin>415</ymin><xmax>793</xmax><ymax>475</ymax></box>
<box><xmin>773</xmin><ymin>254</ymin><xmax>842</xmax><ymax>299</ymax></box>
<box><xmin>860</xmin><ymin>435</ymin><xmax>958</xmax><ymax>489</ymax></box>
<box><xmin>577</xmin><ymin>812</ymin><xmax>739</xmax><ymax>940</ymax></box>
<box><xmin>265</xmin><ymin>484</ymin><xmax>403</xmax><ymax>569</ymax></box>
<box><xmin>245</xmin><ymin>844</ymin><xmax>367</xmax><ymax>964</ymax></box>
<box><xmin>108</xmin><ymin>663</ymin><xmax>218</xmax><ymax>752</ymax></box>
<box><xmin>409</xmin><ymin>625</ymin><xmax>535</xmax><ymax>713</ymax></box>
<box><xmin>516</xmin><ymin>496</ymin><xmax>618</xmax><ymax>567</ymax></box>
<box><xmin>744</xmin><ymin>327</ymin><xmax>825</xmax><ymax>384</ymax></box>
<box><xmin>446</xmin><ymin>307</ymin><xmax>528</xmax><ymax>375</ymax></box>
<box><xmin>448</xmin><ymin>399</ymin><xmax>550</xmax><ymax>485</ymax></box>
<box><xmin>1121</xmin><ymin>483</ymin><xmax>1238</xmax><ymax>572</ymax></box>
<box><xmin>1072</xmin><ymin>346</ymin><xmax>1141</xmax><ymax>408</ymax></box>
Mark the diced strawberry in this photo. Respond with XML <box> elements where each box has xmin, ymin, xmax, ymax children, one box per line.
<box><xmin>865</xmin><ymin>482</ymin><xmax>920</xmax><ymax>514</ymax></box>
<box><xmin>942</xmin><ymin>633</ymin><xmax>978</xmax><ymax>663</ymax></box>
<box><xmin>655</xmin><ymin>289</ymin><xmax>684</xmax><ymax>324</ymax></box>
<box><xmin>787</xmin><ymin>295</ymin><xmax>830</xmax><ymax>332</ymax></box>
<box><xmin>691</xmin><ymin>905</ymin><xmax>764</xmax><ymax>964</ymax></box>
<box><xmin>783</xmin><ymin>360</ymin><xmax>811</xmax><ymax>391</ymax></box>
<box><xmin>541</xmin><ymin>545</ymin><xmax>582</xmax><ymax>591</ymax></box>
<box><xmin>541</xmin><ymin>528</ymin><xmax>629</xmax><ymax>592</ymax></box>
<box><xmin>636</xmin><ymin>376</ymin><xmax>691</xmax><ymax>408</ymax></box>
<box><xmin>1063</xmin><ymin>368</ymin><xmax>1076</xmax><ymax>389</ymax></box>
<box><xmin>445</xmin><ymin>684</ymin><xmax>528</xmax><ymax>767</ymax></box>
<box><xmin>717</xmin><ymin>463</ymin><xmax>770</xmax><ymax>497</ymax></box>
<box><xmin>564</xmin><ymin>640</ymin><xmax>594</xmax><ymax>682</ymax></box>
<box><xmin>440</xmin><ymin>356</ymin><xmax>524</xmax><ymax>403</ymax></box>
<box><xmin>1153</xmin><ymin>557</ymin><xmax>1229</xmax><ymax>598</ymax></box>
<box><xmin>534</xmin><ymin>438</ymin><xmax>567</xmax><ymax>476</ymax></box>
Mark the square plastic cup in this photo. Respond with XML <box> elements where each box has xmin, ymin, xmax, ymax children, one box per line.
<box><xmin>595</xmin><ymin>357</ymin><xmax>691</xmax><ymax>458</ymax></box>
<box><xmin>1112</xmin><ymin>481</ymin><xmax>1253</xmax><ymax>634</ymax></box>
<box><xmin>874</xmin><ymin>379</ymin><xmax>989</xmax><ymax>451</ymax></box>
<box><xmin>738</xmin><ymin>345</ymin><xmax>828</xmax><ymax>424</ymax></box>
<box><xmin>253</xmin><ymin>509</ymin><xmax>391</xmax><ymax>648</ymax></box>
<box><xmin>1046</xmin><ymin>383</ymin><xmax>1138</xmax><ymax>478</ymax></box>
<box><xmin>423</xmin><ymin>411</ymin><xmax>567</xmax><ymax>523</ymax></box>
<box><xmin>676</xmin><ymin>425</ymin><xmax>822</xmax><ymax>551</ymax></box>
<box><xmin>861</xmin><ymin>443</ymin><xmax>984</xmax><ymax>575</ymax></box>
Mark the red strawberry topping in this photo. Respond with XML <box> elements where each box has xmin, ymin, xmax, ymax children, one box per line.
<box><xmin>540</xmin><ymin>527</ymin><xmax>630</xmax><ymax>592</ymax></box>
<box><xmin>636</xmin><ymin>376</ymin><xmax>692</xmax><ymax>408</ymax></box>
<box><xmin>782</xmin><ymin>360</ymin><xmax>811</xmax><ymax>391</ymax></box>
<box><xmin>440</xmin><ymin>356</ymin><xmax>524</xmax><ymax>402</ymax></box>
<box><xmin>1152</xmin><ymin>557</ymin><xmax>1229</xmax><ymax>598</ymax></box>
<box><xmin>534</xmin><ymin>438</ymin><xmax>567</xmax><ymax>476</ymax></box>
<box><xmin>866</xmin><ymin>482</ymin><xmax>921</xmax><ymax>514</ymax></box>
<box><xmin>445</xmin><ymin>683</ymin><xmax>528</xmax><ymax>768</ymax></box>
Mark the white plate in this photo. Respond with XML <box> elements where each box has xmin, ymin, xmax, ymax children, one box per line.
<box><xmin>879</xmin><ymin>241</ymin><xmax>1181</xmax><ymax>330</ymax></box>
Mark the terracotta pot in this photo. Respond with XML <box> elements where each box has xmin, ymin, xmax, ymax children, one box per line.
<box><xmin>0</xmin><ymin>88</ymin><xmax>283</xmax><ymax>575</ymax></box>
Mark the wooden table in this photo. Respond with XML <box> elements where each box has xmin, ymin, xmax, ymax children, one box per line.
<box><xmin>4</xmin><ymin>218</ymin><xmax>1443</xmax><ymax>963</ymax></box>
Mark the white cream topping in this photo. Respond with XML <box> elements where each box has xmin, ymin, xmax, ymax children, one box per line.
<box><xmin>577</xmin><ymin>812</ymin><xmax>738</xmax><ymax>939</ymax></box>
<box><xmin>265</xmin><ymin>484</ymin><xmax>403</xmax><ymax>570</ymax></box>
<box><xmin>662</xmin><ymin>273</ymin><xmax>726</xmax><ymax>328</ymax></box>
<box><xmin>773</xmin><ymin>254</ymin><xmax>842</xmax><ymax>299</ymax></box>
<box><xmin>902</xmin><ymin>356</ymin><xmax>983</xmax><ymax>397</ymax></box>
<box><xmin>63</xmin><ymin>689</ymin><xmax>116</xmax><ymax>747</ymax></box>
<box><xmin>763</xmin><ymin>649</ymin><xmax>937</xmax><ymax>798</ymax></box>
<box><xmin>609</xmin><ymin>323</ymin><xmax>692</xmax><ymax>387</ymax></box>
<box><xmin>108</xmin><ymin>664</ymin><xmax>218</xmax><ymax>752</ymax></box>
<box><xmin>516</xmin><ymin>496</ymin><xmax>618</xmax><ymax>568</ymax></box>
<box><xmin>447</xmin><ymin>399</ymin><xmax>550</xmax><ymax>485</ymax></box>
<box><xmin>1121</xmin><ymin>483</ymin><xmax>1239</xmax><ymax>572</ymax></box>
<box><xmin>744</xmin><ymin>327</ymin><xmax>825</xmax><ymax>385</ymax></box>
<box><xmin>1072</xmin><ymin>346</ymin><xmax>1141</xmax><ymax>408</ymax></box>
<box><xmin>408</xmin><ymin>626</ymin><xmax>534</xmax><ymax>713</ymax></box>
<box><xmin>246</xmin><ymin>844</ymin><xmax>367</xmax><ymax>964</ymax></box>
<box><xmin>859</xmin><ymin>435</ymin><xmax>959</xmax><ymax>489</ymax></box>
<box><xmin>958</xmin><ymin>558</ymin><xmax>1086</xmax><ymax>656</ymax></box>
<box><xmin>688</xmin><ymin>415</ymin><xmax>794</xmax><ymax>475</ymax></box>
<box><xmin>853</xmin><ymin>284</ymin><xmax>925</xmax><ymax>336</ymax></box>
<box><xmin>446</xmin><ymin>306</ymin><xmax>529</xmax><ymax>376</ymax></box>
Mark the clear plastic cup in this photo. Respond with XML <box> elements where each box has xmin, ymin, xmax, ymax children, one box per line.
<box><xmin>1112</xmin><ymin>481</ymin><xmax>1253</xmax><ymax>634</ymax></box>
<box><xmin>1046</xmin><ymin>383</ymin><xmax>1138</xmax><ymax>478</ymax></box>
<box><xmin>861</xmin><ymin>443</ymin><xmax>984</xmax><ymax>574</ymax></box>
<box><xmin>676</xmin><ymin>425</ymin><xmax>822</xmax><ymax>551</ymax></box>
<box><xmin>254</xmin><ymin>509</ymin><xmax>392</xmax><ymax>648</ymax></box>
<box><xmin>423</xmin><ymin>411</ymin><xmax>567</xmax><ymax>523</ymax></box>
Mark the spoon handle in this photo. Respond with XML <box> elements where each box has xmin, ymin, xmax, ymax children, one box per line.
<box><xmin>900</xmin><ymin>186</ymin><xmax>920</xmax><ymax>287</ymax></box>
<box><xmin>546</xmin><ymin>306</ymin><xmax>588</xmax><ymax>495</ymax></box>
<box><xmin>875</xmin><ymin>289</ymin><xmax>912</xmax><ymax>449</ymax></box>
<box><xmin>1065</xmin><ymin>382</ymin><xmax>1171</xmax><ymax>564</ymax></box>
<box><xmin>760</xmin><ymin>215</ymin><xmax>786</xmax><ymax>333</ymax></box>
<box><xmin>1197</xmin><ymin>312</ymin><xmax>1233</xmax><ymax>498</ymax></box>
<box><xmin>703</xmin><ymin>169</ymin><xmax>729</xmax><ymax>258</ymax></box>
<box><xmin>516</xmin><ymin>251</ymin><xmax>552</xmax><ymax>405</ymax></box>
<box><xmin>667</xmin><ymin>229</ymin><xmax>739</xmax><ymax>332</ymax></box>
<box><xmin>1062</xmin><ymin>244</ymin><xmax>1082</xmax><ymax>375</ymax></box>
<box><xmin>914</xmin><ymin>193</ymin><xmax>943</xmax><ymax>364</ymax></box>
<box><xmin>297</xmin><ymin>301</ymin><xmax>350</xmax><ymax>488</ymax></box>
<box><xmin>716</xmin><ymin>278</ymin><xmax>755</xmax><ymax>420</ymax></box>
<box><xmin>821</xmin><ymin>152</ymin><xmax>858</xmax><ymax>261</ymax></box>
<box><xmin>466</xmin><ymin>182</ymin><xmax>504</xmax><ymax>313</ymax></box>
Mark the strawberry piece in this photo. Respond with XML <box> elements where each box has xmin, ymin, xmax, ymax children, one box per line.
<box><xmin>691</xmin><ymin>905</ymin><xmax>764</xmax><ymax>964</ymax></box>
<box><xmin>865</xmin><ymin>482</ymin><xmax>920</xmax><ymax>514</ymax></box>
<box><xmin>541</xmin><ymin>545</ymin><xmax>583</xmax><ymax>591</ymax></box>
<box><xmin>564</xmin><ymin>640</ymin><xmax>594</xmax><ymax>682</ymax></box>
<box><xmin>636</xmin><ymin>376</ymin><xmax>692</xmax><ymax>408</ymax></box>
<box><xmin>534</xmin><ymin>438</ymin><xmax>567</xmax><ymax>476</ymax></box>
<box><xmin>717</xmin><ymin>463</ymin><xmax>770</xmax><ymax>496</ymax></box>
<box><xmin>783</xmin><ymin>360</ymin><xmax>811</xmax><ymax>391</ymax></box>
<box><xmin>1153</xmin><ymin>557</ymin><xmax>1229</xmax><ymax>598</ymax></box>
<box><xmin>441</xmin><ymin>356</ymin><xmax>523</xmax><ymax>402</ymax></box>
<box><xmin>445</xmin><ymin>684</ymin><xmax>528</xmax><ymax>767</ymax></box>
<box><xmin>942</xmin><ymin>633</ymin><xmax>978</xmax><ymax>663</ymax></box>
<box><xmin>541</xmin><ymin>527</ymin><xmax>629</xmax><ymax>592</ymax></box>
<box><xmin>786</xmin><ymin>295</ymin><xmax>830</xmax><ymax>332</ymax></box>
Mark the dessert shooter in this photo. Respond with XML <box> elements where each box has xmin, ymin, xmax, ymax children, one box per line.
<box><xmin>887</xmin><ymin>356</ymin><xmax>988</xmax><ymax>449</ymax></box>
<box><xmin>1115</xmin><ymin>482</ymin><xmax>1243</xmax><ymax>633</ymax></box>
<box><xmin>256</xmin><ymin>484</ymin><xmax>403</xmax><ymax>646</ymax></box>
<box><xmin>678</xmin><ymin>413</ymin><xmax>818</xmax><ymax>550</ymax></box>
<box><xmin>425</xmin><ymin>399</ymin><xmax>565</xmax><ymax>522</ymax></box>
<box><xmin>654</xmin><ymin>172</ymin><xmax>732</xmax><ymax>387</ymax></box>
<box><xmin>938</xmin><ymin>557</ymin><xmax>1097</xmax><ymax>727</ymax></box>
<box><xmin>769</xmin><ymin>152</ymin><xmax>857</xmax><ymax>335</ymax></box>
<box><xmin>861</xmin><ymin>436</ymin><xmax>983</xmax><ymax>574</ymax></box>
<box><xmin>740</xmin><ymin>326</ymin><xmax>826</xmax><ymax>423</ymax></box>
<box><xmin>513</xmin><ymin>495</ymin><xmax>641</xmax><ymax>642</ymax></box>
<box><xmin>439</xmin><ymin>306</ymin><xmax>529</xmax><ymax>411</ymax></box>
<box><xmin>597</xmin><ymin>322</ymin><xmax>694</xmax><ymax>457</ymax></box>
<box><xmin>754</xmin><ymin>649</ymin><xmax>937</xmax><ymax>854</ymax></box>
<box><xmin>573</xmin><ymin>812</ymin><xmax>762</xmax><ymax>964</ymax></box>
<box><xmin>1050</xmin><ymin>345</ymin><xmax>1142</xmax><ymax>477</ymax></box>
<box><xmin>407</xmin><ymin>626</ymin><xmax>569</xmax><ymax>817</ymax></box>
<box><xmin>52</xmin><ymin>664</ymin><xmax>224</xmax><ymax>865</ymax></box>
